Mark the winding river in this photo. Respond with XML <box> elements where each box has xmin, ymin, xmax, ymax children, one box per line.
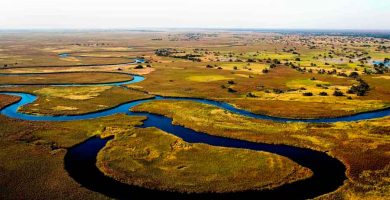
<box><xmin>1</xmin><ymin>73</ymin><xmax>389</xmax><ymax>199</ymax></box>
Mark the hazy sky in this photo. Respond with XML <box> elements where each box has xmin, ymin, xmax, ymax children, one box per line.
<box><xmin>1</xmin><ymin>0</ymin><xmax>389</xmax><ymax>30</ymax></box>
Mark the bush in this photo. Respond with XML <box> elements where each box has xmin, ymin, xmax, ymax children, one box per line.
<box><xmin>349</xmin><ymin>71</ymin><xmax>359</xmax><ymax>78</ymax></box>
<box><xmin>246</xmin><ymin>92</ymin><xmax>257</xmax><ymax>98</ymax></box>
<box><xmin>319</xmin><ymin>92</ymin><xmax>328</xmax><ymax>96</ymax></box>
<box><xmin>262</xmin><ymin>68</ymin><xmax>269</xmax><ymax>73</ymax></box>
<box><xmin>273</xmin><ymin>89</ymin><xmax>284</xmax><ymax>94</ymax></box>
<box><xmin>134</xmin><ymin>65</ymin><xmax>144</xmax><ymax>69</ymax></box>
<box><xmin>333</xmin><ymin>91</ymin><xmax>344</xmax><ymax>96</ymax></box>
<box><xmin>227</xmin><ymin>80</ymin><xmax>235</xmax><ymax>85</ymax></box>
<box><xmin>228</xmin><ymin>88</ymin><xmax>237</xmax><ymax>93</ymax></box>
<box><xmin>206</xmin><ymin>64</ymin><xmax>213</xmax><ymax>68</ymax></box>
<box><xmin>303</xmin><ymin>92</ymin><xmax>313</xmax><ymax>96</ymax></box>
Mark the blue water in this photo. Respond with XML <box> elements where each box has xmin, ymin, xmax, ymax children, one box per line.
<box><xmin>1</xmin><ymin>92</ymin><xmax>389</xmax><ymax>123</ymax></box>
<box><xmin>58</xmin><ymin>53</ymin><xmax>70</xmax><ymax>58</ymax></box>
<box><xmin>0</xmin><ymin>73</ymin><xmax>145</xmax><ymax>87</ymax></box>
<box><xmin>373</xmin><ymin>61</ymin><xmax>390</xmax><ymax>67</ymax></box>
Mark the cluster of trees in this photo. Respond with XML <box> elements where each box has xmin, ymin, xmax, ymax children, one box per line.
<box><xmin>172</xmin><ymin>54</ymin><xmax>201</xmax><ymax>62</ymax></box>
<box><xmin>347</xmin><ymin>78</ymin><xmax>370</xmax><ymax>96</ymax></box>
<box><xmin>155</xmin><ymin>48</ymin><xmax>201</xmax><ymax>62</ymax></box>
<box><xmin>373</xmin><ymin>62</ymin><xmax>389</xmax><ymax>74</ymax></box>
<box><xmin>155</xmin><ymin>48</ymin><xmax>184</xmax><ymax>56</ymax></box>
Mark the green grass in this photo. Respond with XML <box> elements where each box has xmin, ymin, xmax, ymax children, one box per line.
<box><xmin>0</xmin><ymin>86</ymin><xmax>153</xmax><ymax>115</ymax></box>
<box><xmin>97</xmin><ymin>127</ymin><xmax>312</xmax><ymax>193</ymax></box>
<box><xmin>0</xmin><ymin>72</ymin><xmax>132</xmax><ymax>85</ymax></box>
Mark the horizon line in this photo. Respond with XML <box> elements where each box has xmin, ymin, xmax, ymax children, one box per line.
<box><xmin>1</xmin><ymin>27</ymin><xmax>390</xmax><ymax>32</ymax></box>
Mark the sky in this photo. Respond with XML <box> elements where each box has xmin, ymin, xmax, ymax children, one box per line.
<box><xmin>1</xmin><ymin>0</ymin><xmax>390</xmax><ymax>30</ymax></box>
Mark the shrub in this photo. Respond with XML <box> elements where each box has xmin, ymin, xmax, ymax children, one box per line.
<box><xmin>333</xmin><ymin>90</ymin><xmax>344</xmax><ymax>96</ymax></box>
<box><xmin>134</xmin><ymin>65</ymin><xmax>144</xmax><ymax>69</ymax></box>
<box><xmin>273</xmin><ymin>89</ymin><xmax>284</xmax><ymax>94</ymax></box>
<box><xmin>303</xmin><ymin>92</ymin><xmax>313</xmax><ymax>96</ymax></box>
<box><xmin>319</xmin><ymin>92</ymin><xmax>328</xmax><ymax>96</ymax></box>
<box><xmin>228</xmin><ymin>88</ymin><xmax>237</xmax><ymax>93</ymax></box>
<box><xmin>246</xmin><ymin>92</ymin><xmax>257</xmax><ymax>98</ymax></box>
<box><xmin>227</xmin><ymin>80</ymin><xmax>235</xmax><ymax>85</ymax></box>
<box><xmin>349</xmin><ymin>71</ymin><xmax>359</xmax><ymax>78</ymax></box>
<box><xmin>262</xmin><ymin>68</ymin><xmax>269</xmax><ymax>73</ymax></box>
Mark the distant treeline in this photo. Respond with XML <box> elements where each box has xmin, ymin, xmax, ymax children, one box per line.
<box><xmin>222</xmin><ymin>29</ymin><xmax>390</xmax><ymax>39</ymax></box>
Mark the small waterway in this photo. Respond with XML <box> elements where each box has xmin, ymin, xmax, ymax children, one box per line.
<box><xmin>0</xmin><ymin>73</ymin><xmax>144</xmax><ymax>87</ymax></box>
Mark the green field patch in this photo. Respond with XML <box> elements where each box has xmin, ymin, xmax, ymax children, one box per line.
<box><xmin>186</xmin><ymin>75</ymin><xmax>233</xmax><ymax>82</ymax></box>
<box><xmin>286</xmin><ymin>79</ymin><xmax>331</xmax><ymax>89</ymax></box>
<box><xmin>97</xmin><ymin>127</ymin><xmax>312</xmax><ymax>193</ymax></box>
<box><xmin>35</xmin><ymin>86</ymin><xmax>112</xmax><ymax>100</ymax></box>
